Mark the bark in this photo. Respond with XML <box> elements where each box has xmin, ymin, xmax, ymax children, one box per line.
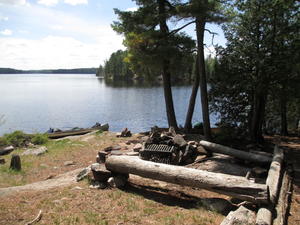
<box><xmin>256</xmin><ymin>145</ymin><xmax>284</xmax><ymax>225</ymax></box>
<box><xmin>196</xmin><ymin>14</ymin><xmax>212</xmax><ymax>141</ymax></box>
<box><xmin>273</xmin><ymin>166</ymin><xmax>292</xmax><ymax>225</ymax></box>
<box><xmin>9</xmin><ymin>154</ymin><xmax>21</xmax><ymax>171</ymax></box>
<box><xmin>184</xmin><ymin>54</ymin><xmax>199</xmax><ymax>132</ymax></box>
<box><xmin>106</xmin><ymin>156</ymin><xmax>269</xmax><ymax>204</ymax></box>
<box><xmin>250</xmin><ymin>93</ymin><xmax>268</xmax><ymax>144</ymax></box>
<box><xmin>158</xmin><ymin>0</ymin><xmax>178</xmax><ymax>129</ymax></box>
<box><xmin>200</xmin><ymin>140</ymin><xmax>272</xmax><ymax>165</ymax></box>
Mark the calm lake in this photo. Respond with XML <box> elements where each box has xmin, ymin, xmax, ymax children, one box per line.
<box><xmin>0</xmin><ymin>74</ymin><xmax>218</xmax><ymax>136</ymax></box>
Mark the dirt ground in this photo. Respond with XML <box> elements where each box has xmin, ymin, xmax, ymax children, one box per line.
<box><xmin>0</xmin><ymin>131</ymin><xmax>299</xmax><ymax>224</ymax></box>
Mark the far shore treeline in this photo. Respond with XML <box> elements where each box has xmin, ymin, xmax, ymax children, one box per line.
<box><xmin>0</xmin><ymin>67</ymin><xmax>97</xmax><ymax>74</ymax></box>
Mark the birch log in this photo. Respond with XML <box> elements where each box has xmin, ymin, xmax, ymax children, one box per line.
<box><xmin>200</xmin><ymin>141</ymin><xmax>272</xmax><ymax>165</ymax></box>
<box><xmin>105</xmin><ymin>156</ymin><xmax>268</xmax><ymax>204</ymax></box>
<box><xmin>256</xmin><ymin>145</ymin><xmax>284</xmax><ymax>225</ymax></box>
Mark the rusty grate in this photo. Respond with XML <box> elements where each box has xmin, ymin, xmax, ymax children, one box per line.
<box><xmin>141</xmin><ymin>144</ymin><xmax>174</xmax><ymax>164</ymax></box>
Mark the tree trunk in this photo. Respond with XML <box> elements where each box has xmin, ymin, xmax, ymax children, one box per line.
<box><xmin>196</xmin><ymin>14</ymin><xmax>212</xmax><ymax>142</ymax></box>
<box><xmin>158</xmin><ymin>0</ymin><xmax>178</xmax><ymax>129</ymax></box>
<box><xmin>9</xmin><ymin>154</ymin><xmax>21</xmax><ymax>171</ymax></box>
<box><xmin>199</xmin><ymin>140</ymin><xmax>272</xmax><ymax>165</ymax></box>
<box><xmin>250</xmin><ymin>93</ymin><xmax>267</xmax><ymax>143</ymax></box>
<box><xmin>106</xmin><ymin>156</ymin><xmax>268</xmax><ymax>204</ymax></box>
<box><xmin>184</xmin><ymin>54</ymin><xmax>199</xmax><ymax>132</ymax></box>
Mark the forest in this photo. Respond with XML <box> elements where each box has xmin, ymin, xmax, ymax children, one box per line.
<box><xmin>0</xmin><ymin>68</ymin><xmax>97</xmax><ymax>74</ymax></box>
<box><xmin>99</xmin><ymin>0</ymin><xmax>300</xmax><ymax>144</ymax></box>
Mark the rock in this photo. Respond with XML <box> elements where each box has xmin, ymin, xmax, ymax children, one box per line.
<box><xmin>195</xmin><ymin>146</ymin><xmax>209</xmax><ymax>155</ymax></box>
<box><xmin>168</xmin><ymin>126</ymin><xmax>177</xmax><ymax>137</ymax></box>
<box><xmin>89</xmin><ymin>165</ymin><xmax>113</xmax><ymax>182</ymax></box>
<box><xmin>173</xmin><ymin>135</ymin><xmax>187</xmax><ymax>148</ymax></box>
<box><xmin>89</xmin><ymin>181</ymin><xmax>107</xmax><ymax>189</ymax></box>
<box><xmin>107</xmin><ymin>175</ymin><xmax>127</xmax><ymax>188</ymax></box>
<box><xmin>10</xmin><ymin>154</ymin><xmax>21</xmax><ymax>170</ymax></box>
<box><xmin>0</xmin><ymin>145</ymin><xmax>14</xmax><ymax>156</ymax></box>
<box><xmin>21</xmin><ymin>146</ymin><xmax>48</xmax><ymax>156</ymax></box>
<box><xmin>98</xmin><ymin>151</ymin><xmax>109</xmax><ymax>163</ymax></box>
<box><xmin>133</xmin><ymin>143</ymin><xmax>143</xmax><ymax>152</ymax></box>
<box><xmin>200</xmin><ymin>198</ymin><xmax>232</xmax><ymax>215</ymax></box>
<box><xmin>113</xmin><ymin>175</ymin><xmax>128</xmax><ymax>187</ymax></box>
<box><xmin>104</xmin><ymin>146</ymin><xmax>113</xmax><ymax>152</ymax></box>
<box><xmin>107</xmin><ymin>177</ymin><xmax>115</xmax><ymax>187</ymax></box>
<box><xmin>120</xmin><ymin>127</ymin><xmax>132</xmax><ymax>137</ymax></box>
<box><xmin>76</xmin><ymin>167</ymin><xmax>91</xmax><ymax>181</ymax></box>
<box><xmin>90</xmin><ymin>163</ymin><xmax>102</xmax><ymax>171</ymax></box>
<box><xmin>126</xmin><ymin>152</ymin><xmax>139</xmax><ymax>156</ymax></box>
<box><xmin>63</xmin><ymin>161</ymin><xmax>75</xmax><ymax>166</ymax></box>
<box><xmin>111</xmin><ymin>150</ymin><xmax>123</xmax><ymax>156</ymax></box>
<box><xmin>220</xmin><ymin>205</ymin><xmax>256</xmax><ymax>225</ymax></box>
<box><xmin>115</xmin><ymin>145</ymin><xmax>121</xmax><ymax>150</ymax></box>
<box><xmin>0</xmin><ymin>158</ymin><xmax>5</xmax><ymax>164</ymax></box>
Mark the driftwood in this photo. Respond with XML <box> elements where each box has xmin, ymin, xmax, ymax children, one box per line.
<box><xmin>273</xmin><ymin>166</ymin><xmax>292</xmax><ymax>225</ymax></box>
<box><xmin>105</xmin><ymin>156</ymin><xmax>268</xmax><ymax>204</ymax></box>
<box><xmin>199</xmin><ymin>140</ymin><xmax>273</xmax><ymax>165</ymax></box>
<box><xmin>26</xmin><ymin>209</ymin><xmax>42</xmax><ymax>225</ymax></box>
<box><xmin>256</xmin><ymin>145</ymin><xmax>284</xmax><ymax>225</ymax></box>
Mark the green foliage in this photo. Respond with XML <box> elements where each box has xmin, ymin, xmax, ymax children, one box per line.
<box><xmin>104</xmin><ymin>50</ymin><xmax>134</xmax><ymax>79</ymax></box>
<box><xmin>0</xmin><ymin>131</ymin><xmax>49</xmax><ymax>147</ymax></box>
<box><xmin>209</xmin><ymin>0</ymin><xmax>300</xmax><ymax>140</ymax></box>
<box><xmin>31</xmin><ymin>133</ymin><xmax>49</xmax><ymax>145</ymax></box>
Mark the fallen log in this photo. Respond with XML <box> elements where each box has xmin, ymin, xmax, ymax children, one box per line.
<box><xmin>273</xmin><ymin>166</ymin><xmax>292</xmax><ymax>225</ymax></box>
<box><xmin>256</xmin><ymin>145</ymin><xmax>284</xmax><ymax>225</ymax></box>
<box><xmin>105</xmin><ymin>156</ymin><xmax>268</xmax><ymax>204</ymax></box>
<box><xmin>199</xmin><ymin>141</ymin><xmax>272</xmax><ymax>165</ymax></box>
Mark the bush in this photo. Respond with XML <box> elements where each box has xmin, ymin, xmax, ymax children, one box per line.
<box><xmin>31</xmin><ymin>133</ymin><xmax>49</xmax><ymax>145</ymax></box>
<box><xmin>0</xmin><ymin>131</ymin><xmax>49</xmax><ymax>147</ymax></box>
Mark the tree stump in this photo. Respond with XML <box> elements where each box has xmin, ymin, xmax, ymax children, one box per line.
<box><xmin>10</xmin><ymin>154</ymin><xmax>21</xmax><ymax>170</ymax></box>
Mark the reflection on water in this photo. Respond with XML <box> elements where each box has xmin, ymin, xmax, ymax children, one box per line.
<box><xmin>0</xmin><ymin>74</ymin><xmax>217</xmax><ymax>136</ymax></box>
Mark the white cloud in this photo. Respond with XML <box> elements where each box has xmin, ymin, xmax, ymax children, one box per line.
<box><xmin>126</xmin><ymin>7</ymin><xmax>138</xmax><ymax>12</ymax></box>
<box><xmin>19</xmin><ymin>30</ymin><xmax>28</xmax><ymax>33</ymax></box>
<box><xmin>37</xmin><ymin>0</ymin><xmax>58</xmax><ymax>7</ymax></box>
<box><xmin>51</xmin><ymin>25</ymin><xmax>63</xmax><ymax>30</ymax></box>
<box><xmin>63</xmin><ymin>0</ymin><xmax>88</xmax><ymax>6</ymax></box>
<box><xmin>0</xmin><ymin>0</ymin><xmax>30</xmax><ymax>6</ymax></box>
<box><xmin>0</xmin><ymin>29</ymin><xmax>12</xmax><ymax>35</ymax></box>
<box><xmin>0</xmin><ymin>34</ymin><xmax>125</xmax><ymax>70</ymax></box>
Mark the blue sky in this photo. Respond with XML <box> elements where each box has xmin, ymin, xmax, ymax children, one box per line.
<box><xmin>0</xmin><ymin>0</ymin><xmax>225</xmax><ymax>70</ymax></box>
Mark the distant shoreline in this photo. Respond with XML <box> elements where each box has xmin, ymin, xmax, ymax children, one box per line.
<box><xmin>0</xmin><ymin>67</ymin><xmax>97</xmax><ymax>74</ymax></box>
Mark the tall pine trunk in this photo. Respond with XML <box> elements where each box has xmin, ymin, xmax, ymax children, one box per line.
<box><xmin>158</xmin><ymin>0</ymin><xmax>178</xmax><ymax>129</ymax></box>
<box><xmin>184</xmin><ymin>54</ymin><xmax>199</xmax><ymax>132</ymax></box>
<box><xmin>196</xmin><ymin>15</ymin><xmax>212</xmax><ymax>141</ymax></box>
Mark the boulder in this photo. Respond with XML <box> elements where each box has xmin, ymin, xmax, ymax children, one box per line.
<box><xmin>21</xmin><ymin>146</ymin><xmax>48</xmax><ymax>156</ymax></box>
<box><xmin>173</xmin><ymin>135</ymin><xmax>187</xmax><ymax>148</ymax></box>
<box><xmin>133</xmin><ymin>143</ymin><xmax>143</xmax><ymax>152</ymax></box>
<box><xmin>0</xmin><ymin>146</ymin><xmax>14</xmax><ymax>156</ymax></box>
<box><xmin>220</xmin><ymin>206</ymin><xmax>256</xmax><ymax>225</ymax></box>
<box><xmin>76</xmin><ymin>167</ymin><xmax>91</xmax><ymax>181</ymax></box>
<box><xmin>89</xmin><ymin>165</ymin><xmax>113</xmax><ymax>182</ymax></box>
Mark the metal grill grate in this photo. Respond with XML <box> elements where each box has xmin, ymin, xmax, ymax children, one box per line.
<box><xmin>144</xmin><ymin>144</ymin><xmax>173</xmax><ymax>153</ymax></box>
<box><xmin>141</xmin><ymin>144</ymin><xmax>174</xmax><ymax>164</ymax></box>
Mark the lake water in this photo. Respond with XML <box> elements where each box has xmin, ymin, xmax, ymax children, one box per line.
<box><xmin>0</xmin><ymin>74</ymin><xmax>217</xmax><ymax>136</ymax></box>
